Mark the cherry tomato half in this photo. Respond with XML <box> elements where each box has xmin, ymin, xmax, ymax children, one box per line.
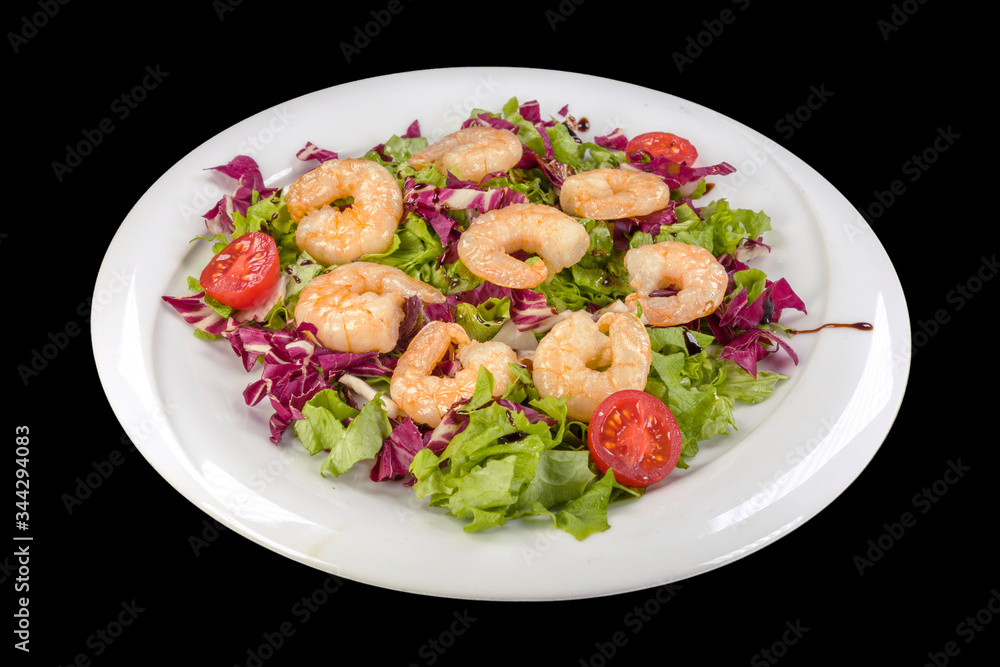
<box><xmin>199</xmin><ymin>232</ymin><xmax>280</xmax><ymax>310</ymax></box>
<box><xmin>626</xmin><ymin>132</ymin><xmax>698</xmax><ymax>165</ymax></box>
<box><xmin>587</xmin><ymin>390</ymin><xmax>683</xmax><ymax>488</ymax></box>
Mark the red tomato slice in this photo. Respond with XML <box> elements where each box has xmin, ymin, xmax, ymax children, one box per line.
<box><xmin>199</xmin><ymin>232</ymin><xmax>280</xmax><ymax>310</ymax></box>
<box><xmin>587</xmin><ymin>390</ymin><xmax>683</xmax><ymax>488</ymax></box>
<box><xmin>626</xmin><ymin>132</ymin><xmax>698</xmax><ymax>165</ymax></box>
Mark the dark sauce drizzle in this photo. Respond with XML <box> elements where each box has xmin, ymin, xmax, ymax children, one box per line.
<box><xmin>786</xmin><ymin>322</ymin><xmax>873</xmax><ymax>335</ymax></box>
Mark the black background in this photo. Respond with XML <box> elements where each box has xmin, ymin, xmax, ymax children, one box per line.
<box><xmin>8</xmin><ymin>1</ymin><xmax>992</xmax><ymax>665</ymax></box>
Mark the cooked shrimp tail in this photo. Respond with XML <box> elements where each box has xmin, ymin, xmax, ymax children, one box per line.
<box><xmin>286</xmin><ymin>158</ymin><xmax>403</xmax><ymax>265</ymax></box>
<box><xmin>531</xmin><ymin>311</ymin><xmax>652</xmax><ymax>422</ymax></box>
<box><xmin>389</xmin><ymin>321</ymin><xmax>519</xmax><ymax>427</ymax></box>
<box><xmin>623</xmin><ymin>241</ymin><xmax>728</xmax><ymax>326</ymax></box>
<box><xmin>457</xmin><ymin>203</ymin><xmax>590</xmax><ymax>289</ymax></box>
<box><xmin>559</xmin><ymin>168</ymin><xmax>671</xmax><ymax>220</ymax></box>
<box><xmin>408</xmin><ymin>126</ymin><xmax>523</xmax><ymax>183</ymax></box>
<box><xmin>293</xmin><ymin>262</ymin><xmax>445</xmax><ymax>353</ymax></box>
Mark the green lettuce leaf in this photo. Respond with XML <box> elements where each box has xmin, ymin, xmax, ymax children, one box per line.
<box><xmin>361</xmin><ymin>214</ymin><xmax>443</xmax><ymax>277</ymax></box>
<box><xmin>293</xmin><ymin>389</ymin><xmax>392</xmax><ymax>477</ymax></box>
<box><xmin>539</xmin><ymin>218</ymin><xmax>630</xmax><ymax>310</ymax></box>
<box><xmin>381</xmin><ymin>134</ymin><xmax>428</xmax><ymax>163</ymax></box>
<box><xmin>653</xmin><ymin>199</ymin><xmax>771</xmax><ymax>257</ymax></box>
<box><xmin>547</xmin><ymin>122</ymin><xmax>585</xmax><ymax>169</ymax></box>
<box><xmin>580</xmin><ymin>142</ymin><xmax>624</xmax><ymax>171</ymax></box>
<box><xmin>716</xmin><ymin>360</ymin><xmax>788</xmax><ymax>404</ymax></box>
<box><xmin>513</xmin><ymin>449</ymin><xmax>596</xmax><ymax>512</ymax></box>
<box><xmin>409</xmin><ymin>395</ymin><xmax>614</xmax><ymax>539</ymax></box>
<box><xmin>731</xmin><ymin>269</ymin><xmax>769</xmax><ymax>304</ymax></box>
<box><xmin>455</xmin><ymin>297</ymin><xmax>510</xmax><ymax>342</ymax></box>
<box><xmin>231</xmin><ymin>191</ymin><xmax>292</xmax><ymax>240</ymax></box>
<box><xmin>549</xmin><ymin>470</ymin><xmax>616</xmax><ymax>540</ymax></box>
<box><xmin>648</xmin><ymin>350</ymin><xmax>735</xmax><ymax>462</ymax></box>
<box><xmin>294</xmin><ymin>389</ymin><xmax>358</xmax><ymax>456</ymax></box>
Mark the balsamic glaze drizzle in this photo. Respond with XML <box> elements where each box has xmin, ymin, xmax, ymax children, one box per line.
<box><xmin>786</xmin><ymin>322</ymin><xmax>873</xmax><ymax>335</ymax></box>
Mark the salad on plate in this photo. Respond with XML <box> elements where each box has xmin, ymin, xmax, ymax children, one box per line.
<box><xmin>163</xmin><ymin>97</ymin><xmax>807</xmax><ymax>540</ymax></box>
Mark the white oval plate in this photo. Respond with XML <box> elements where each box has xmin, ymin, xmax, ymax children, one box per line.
<box><xmin>92</xmin><ymin>67</ymin><xmax>909</xmax><ymax>601</ymax></box>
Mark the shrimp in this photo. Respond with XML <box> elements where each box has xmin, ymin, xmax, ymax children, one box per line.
<box><xmin>532</xmin><ymin>311</ymin><xmax>652</xmax><ymax>423</ymax></box>
<box><xmin>407</xmin><ymin>126</ymin><xmax>523</xmax><ymax>183</ymax></box>
<box><xmin>456</xmin><ymin>203</ymin><xmax>590</xmax><ymax>289</ymax></box>
<box><xmin>623</xmin><ymin>241</ymin><xmax>728</xmax><ymax>326</ymax></box>
<box><xmin>293</xmin><ymin>262</ymin><xmax>445</xmax><ymax>353</ymax></box>
<box><xmin>389</xmin><ymin>321</ymin><xmax>518</xmax><ymax>427</ymax></box>
<box><xmin>286</xmin><ymin>158</ymin><xmax>403</xmax><ymax>266</ymax></box>
<box><xmin>559</xmin><ymin>168</ymin><xmax>671</xmax><ymax>219</ymax></box>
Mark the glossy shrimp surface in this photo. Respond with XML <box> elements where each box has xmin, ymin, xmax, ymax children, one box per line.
<box><xmin>624</xmin><ymin>241</ymin><xmax>728</xmax><ymax>326</ymax></box>
<box><xmin>559</xmin><ymin>168</ymin><xmax>671</xmax><ymax>219</ymax></box>
<box><xmin>390</xmin><ymin>321</ymin><xmax>518</xmax><ymax>427</ymax></box>
<box><xmin>456</xmin><ymin>203</ymin><xmax>590</xmax><ymax>289</ymax></box>
<box><xmin>293</xmin><ymin>262</ymin><xmax>445</xmax><ymax>353</ymax></box>
<box><xmin>531</xmin><ymin>311</ymin><xmax>652</xmax><ymax>423</ymax></box>
<box><xmin>286</xmin><ymin>158</ymin><xmax>403</xmax><ymax>265</ymax></box>
<box><xmin>408</xmin><ymin>126</ymin><xmax>523</xmax><ymax>183</ymax></box>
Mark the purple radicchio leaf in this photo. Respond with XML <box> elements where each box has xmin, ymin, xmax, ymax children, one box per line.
<box><xmin>202</xmin><ymin>155</ymin><xmax>277</xmax><ymax>235</ymax></box>
<box><xmin>718</xmin><ymin>277</ymin><xmax>808</xmax><ymax>332</ymax></box>
<box><xmin>461</xmin><ymin>113</ymin><xmax>519</xmax><ymax>133</ymax></box>
<box><xmin>453</xmin><ymin>282</ymin><xmax>555</xmax><ymax>333</ymax></box>
<box><xmin>717</xmin><ymin>238</ymin><xmax>772</xmax><ymax>274</ymax></box>
<box><xmin>535</xmin><ymin>121</ymin><xmax>555</xmax><ymax>159</ymax></box>
<box><xmin>224</xmin><ymin>321</ymin><xmax>389</xmax><ymax>443</ymax></box>
<box><xmin>734</xmin><ymin>237</ymin><xmax>772</xmax><ymax>263</ymax></box>
<box><xmin>594</xmin><ymin>128</ymin><xmax>629</xmax><ymax>151</ymax></box>
<box><xmin>295</xmin><ymin>142</ymin><xmax>339</xmax><ymax>163</ymax></box>
<box><xmin>765</xmin><ymin>277</ymin><xmax>807</xmax><ymax>323</ymax></box>
<box><xmin>719</xmin><ymin>287</ymin><xmax>768</xmax><ymax>332</ymax></box>
<box><xmin>161</xmin><ymin>293</ymin><xmax>239</xmax><ymax>337</ymax></box>
<box><xmin>396</xmin><ymin>295</ymin><xmax>459</xmax><ymax>352</ymax></box>
<box><xmin>514</xmin><ymin>145</ymin><xmax>574</xmax><ymax>188</ymax></box>
<box><xmin>611</xmin><ymin>203</ymin><xmax>679</xmax><ymax>250</ymax></box>
<box><xmin>626</xmin><ymin>151</ymin><xmax>736</xmax><ymax>190</ymax></box>
<box><xmin>422</xmin><ymin>402</ymin><xmax>471</xmax><ymax>455</ymax></box>
<box><xmin>518</xmin><ymin>100</ymin><xmax>543</xmax><ymax>124</ymax></box>
<box><xmin>401</xmin><ymin>119</ymin><xmax>421</xmax><ymax>138</ymax></box>
<box><xmin>720</xmin><ymin>328</ymin><xmax>799</xmax><ymax>379</ymax></box>
<box><xmin>402</xmin><ymin>176</ymin><xmax>528</xmax><ymax>245</ymax></box>
<box><xmin>508</xmin><ymin>288</ymin><xmax>556</xmax><ymax>332</ymax></box>
<box><xmin>370</xmin><ymin>416</ymin><xmax>425</xmax><ymax>482</ymax></box>
<box><xmin>493</xmin><ymin>399</ymin><xmax>557</xmax><ymax>428</ymax></box>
